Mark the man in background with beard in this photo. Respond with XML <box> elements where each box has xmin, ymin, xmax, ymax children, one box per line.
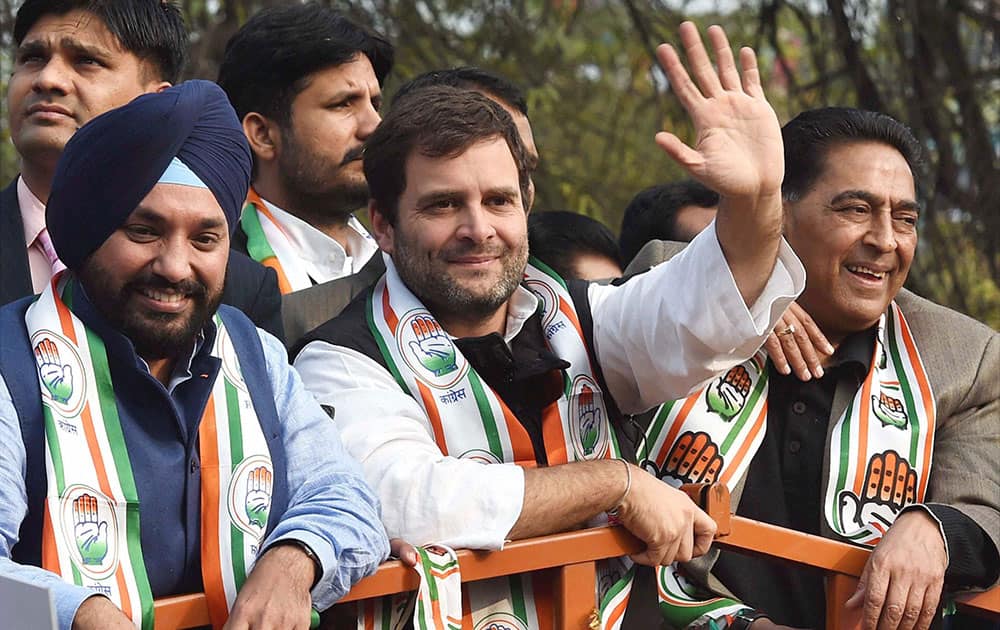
<box><xmin>217</xmin><ymin>2</ymin><xmax>394</xmax><ymax>295</ymax></box>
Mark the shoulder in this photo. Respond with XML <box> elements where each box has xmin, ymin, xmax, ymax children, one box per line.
<box><xmin>895</xmin><ymin>288</ymin><xmax>997</xmax><ymax>351</ymax></box>
<box><xmin>290</xmin><ymin>289</ymin><xmax>380</xmax><ymax>362</ymax></box>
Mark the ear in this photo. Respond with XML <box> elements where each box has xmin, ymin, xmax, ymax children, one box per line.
<box><xmin>369</xmin><ymin>200</ymin><xmax>395</xmax><ymax>255</ymax></box>
<box><xmin>152</xmin><ymin>81</ymin><xmax>172</xmax><ymax>94</ymax></box>
<box><xmin>525</xmin><ymin>178</ymin><xmax>536</xmax><ymax>215</ymax></box>
<box><xmin>242</xmin><ymin>112</ymin><xmax>280</xmax><ymax>164</ymax></box>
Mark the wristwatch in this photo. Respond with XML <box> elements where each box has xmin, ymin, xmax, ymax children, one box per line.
<box><xmin>728</xmin><ymin>609</ymin><xmax>771</xmax><ymax>630</ymax></box>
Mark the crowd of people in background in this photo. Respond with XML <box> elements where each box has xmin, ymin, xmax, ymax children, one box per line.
<box><xmin>0</xmin><ymin>2</ymin><xmax>996</xmax><ymax>630</ymax></box>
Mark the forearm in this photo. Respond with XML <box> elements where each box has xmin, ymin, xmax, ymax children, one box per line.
<box><xmin>920</xmin><ymin>504</ymin><xmax>1000</xmax><ymax>587</ymax></box>
<box><xmin>509</xmin><ymin>459</ymin><xmax>627</xmax><ymax>539</ymax></box>
<box><xmin>0</xmin><ymin>558</ymin><xmax>97</xmax><ymax>630</ymax></box>
<box><xmin>714</xmin><ymin>191</ymin><xmax>784</xmax><ymax>307</ymax></box>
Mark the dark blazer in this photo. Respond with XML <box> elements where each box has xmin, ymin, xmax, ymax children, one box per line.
<box><xmin>0</xmin><ymin>179</ymin><xmax>285</xmax><ymax>342</ymax></box>
<box><xmin>281</xmin><ymin>253</ymin><xmax>385</xmax><ymax>349</ymax></box>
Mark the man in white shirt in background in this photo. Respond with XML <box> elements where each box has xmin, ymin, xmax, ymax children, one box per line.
<box><xmin>294</xmin><ymin>23</ymin><xmax>805</xmax><ymax>627</ymax></box>
<box><xmin>217</xmin><ymin>3</ymin><xmax>392</xmax><ymax>294</ymax></box>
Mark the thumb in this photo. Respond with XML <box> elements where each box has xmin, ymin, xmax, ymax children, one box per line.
<box><xmin>98</xmin><ymin>521</ymin><xmax>108</xmax><ymax>538</ymax></box>
<box><xmin>844</xmin><ymin>580</ymin><xmax>865</xmax><ymax>609</ymax></box>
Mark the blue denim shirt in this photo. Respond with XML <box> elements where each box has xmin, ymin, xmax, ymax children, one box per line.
<box><xmin>0</xmin><ymin>301</ymin><xmax>389</xmax><ymax>629</ymax></box>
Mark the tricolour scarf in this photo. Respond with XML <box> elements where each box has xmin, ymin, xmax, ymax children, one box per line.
<box><xmin>27</xmin><ymin>274</ymin><xmax>273</xmax><ymax>629</ymax></box>
<box><xmin>641</xmin><ymin>302</ymin><xmax>935</xmax><ymax>627</ymax></box>
<box><xmin>363</xmin><ymin>258</ymin><xmax>634</xmax><ymax>630</ymax></box>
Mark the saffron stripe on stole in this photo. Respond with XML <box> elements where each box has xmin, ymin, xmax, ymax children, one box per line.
<box><xmin>895</xmin><ymin>307</ymin><xmax>936</xmax><ymax>500</ymax></box>
<box><xmin>366</xmin><ymin>289</ymin><xmax>408</xmax><ymax>393</ymax></box>
<box><xmin>199</xmin><ymin>395</ymin><xmax>229</xmax><ymax>627</ymax></box>
<box><xmin>496</xmin><ymin>396</ymin><xmax>536</xmax><ymax>464</ymax></box>
<box><xmin>416</xmin><ymin>380</ymin><xmax>450</xmax><ymax>452</ymax></box>
<box><xmin>719</xmin><ymin>370</ymin><xmax>768</xmax><ymax>456</ymax></box>
<box><xmin>540</xmin><ymin>400</ymin><xmax>569</xmax><ymax>465</ymax></box>
<box><xmin>852</xmin><ymin>348</ymin><xmax>878</xmax><ymax>495</ymax></box>
<box><xmin>240</xmin><ymin>203</ymin><xmax>293</xmax><ymax>295</ymax></box>
<box><xmin>88</xmin><ymin>326</ymin><xmax>153</xmax><ymax>628</ymax></box>
<box><xmin>720</xmin><ymin>401</ymin><xmax>768</xmax><ymax>487</ymax></box>
<box><xmin>71</xmin><ymin>326</ymin><xmax>136</xmax><ymax>621</ymax></box>
<box><xmin>656</xmin><ymin>393</ymin><xmax>703</xmax><ymax>467</ymax></box>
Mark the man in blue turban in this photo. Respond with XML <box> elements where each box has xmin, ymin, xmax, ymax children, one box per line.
<box><xmin>0</xmin><ymin>80</ymin><xmax>389</xmax><ymax>630</ymax></box>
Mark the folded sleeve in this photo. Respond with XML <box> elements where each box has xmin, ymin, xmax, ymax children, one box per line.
<box><xmin>589</xmin><ymin>221</ymin><xmax>805</xmax><ymax>413</ymax></box>
<box><xmin>256</xmin><ymin>331</ymin><xmax>390</xmax><ymax>611</ymax></box>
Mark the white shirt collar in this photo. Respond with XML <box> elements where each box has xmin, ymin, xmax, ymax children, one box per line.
<box><xmin>260</xmin><ymin>198</ymin><xmax>377</xmax><ymax>283</ymax></box>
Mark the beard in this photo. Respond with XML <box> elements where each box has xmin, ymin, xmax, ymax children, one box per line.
<box><xmin>78</xmin><ymin>264</ymin><xmax>223</xmax><ymax>361</ymax></box>
<box><xmin>276</xmin><ymin>134</ymin><xmax>369</xmax><ymax>221</ymax></box>
<box><xmin>392</xmin><ymin>233</ymin><xmax>529</xmax><ymax>325</ymax></box>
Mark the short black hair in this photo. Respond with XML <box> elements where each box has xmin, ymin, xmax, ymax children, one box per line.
<box><xmin>782</xmin><ymin>107</ymin><xmax>923</xmax><ymax>202</ymax></box>
<box><xmin>14</xmin><ymin>0</ymin><xmax>188</xmax><ymax>83</ymax></box>
<box><xmin>529</xmin><ymin>211</ymin><xmax>622</xmax><ymax>280</ymax></box>
<box><xmin>364</xmin><ymin>86</ymin><xmax>531</xmax><ymax>225</ymax></box>
<box><xmin>217</xmin><ymin>3</ymin><xmax>394</xmax><ymax>125</ymax></box>
<box><xmin>618</xmin><ymin>180</ymin><xmax>719</xmax><ymax>264</ymax></box>
<box><xmin>392</xmin><ymin>66</ymin><xmax>528</xmax><ymax>115</ymax></box>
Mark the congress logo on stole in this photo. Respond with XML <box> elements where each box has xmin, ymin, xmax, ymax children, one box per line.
<box><xmin>59</xmin><ymin>484</ymin><xmax>121</xmax><ymax>580</ymax></box>
<box><xmin>31</xmin><ymin>332</ymin><xmax>87</xmax><ymax>418</ymax></box>
<box><xmin>228</xmin><ymin>455</ymin><xmax>274</xmax><ymax>539</ymax></box>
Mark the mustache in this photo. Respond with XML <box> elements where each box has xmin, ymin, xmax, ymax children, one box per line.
<box><xmin>340</xmin><ymin>145</ymin><xmax>365</xmax><ymax>166</ymax></box>
<box><xmin>125</xmin><ymin>273</ymin><xmax>207</xmax><ymax>299</ymax></box>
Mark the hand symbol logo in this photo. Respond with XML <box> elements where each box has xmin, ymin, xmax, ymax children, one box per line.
<box><xmin>73</xmin><ymin>493</ymin><xmax>109</xmax><ymax>566</ymax></box>
<box><xmin>705</xmin><ymin>365</ymin><xmax>751</xmax><ymax>421</ymax></box>
<box><xmin>659</xmin><ymin>430</ymin><xmax>723</xmax><ymax>485</ymax></box>
<box><xmin>245</xmin><ymin>466</ymin><xmax>272</xmax><ymax>529</ymax></box>
<box><xmin>578</xmin><ymin>384</ymin><xmax>603</xmax><ymax>455</ymax></box>
<box><xmin>408</xmin><ymin>315</ymin><xmax>458</xmax><ymax>377</ymax></box>
<box><xmin>34</xmin><ymin>338</ymin><xmax>73</xmax><ymax>404</ymax></box>
<box><xmin>838</xmin><ymin>450</ymin><xmax>917</xmax><ymax>536</ymax></box>
<box><xmin>871</xmin><ymin>391</ymin><xmax>908</xmax><ymax>429</ymax></box>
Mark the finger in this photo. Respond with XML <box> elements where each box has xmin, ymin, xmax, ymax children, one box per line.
<box><xmin>654</xmin><ymin>131</ymin><xmax>704</xmax><ymax>174</ymax></box>
<box><xmin>788</xmin><ymin>316</ymin><xmax>825</xmax><ymax>379</ymax></box>
<box><xmin>765</xmin><ymin>333</ymin><xmax>792</xmax><ymax>375</ymax></box>
<box><xmin>738</xmin><ymin>47</ymin><xmax>765</xmax><ymax>98</ymax></box>
<box><xmin>880</xmin><ymin>452</ymin><xmax>898</xmax><ymax>504</ymax></box>
<box><xmin>678</xmin><ymin>433</ymin><xmax>707</xmax><ymax>478</ymax></box>
<box><xmin>914</xmin><ymin>584</ymin><xmax>939</xmax><ymax>630</ymax></box>
<box><xmin>859</xmin><ymin>559</ymin><xmax>888</xmax><ymax>629</ymax></box>
<box><xmin>865</xmin><ymin>455</ymin><xmax>883</xmax><ymax>501</ymax></box>
<box><xmin>692</xmin><ymin>509</ymin><xmax>717</xmax><ymax>556</ymax></box>
<box><xmin>789</xmin><ymin>302</ymin><xmax>835</xmax><ymax>355</ymax></box>
<box><xmin>678</xmin><ymin>21</ymin><xmax>724</xmax><ymax>97</ymax></box>
<box><xmin>777</xmin><ymin>324</ymin><xmax>812</xmax><ymax>381</ymax></box>
<box><xmin>389</xmin><ymin>539</ymin><xmax>419</xmax><ymax>567</ymax></box>
<box><xmin>891</xmin><ymin>460</ymin><xmax>909</xmax><ymax>509</ymax></box>
<box><xmin>876</xmin><ymin>576</ymin><xmax>910</xmax><ymax>630</ymax></box>
<box><xmin>706</xmin><ymin>25</ymin><xmax>740</xmax><ymax>91</ymax></box>
<box><xmin>655</xmin><ymin>43</ymin><xmax>702</xmax><ymax>112</ymax></box>
<box><xmin>674</xmin><ymin>528</ymin><xmax>694</xmax><ymax>563</ymax></box>
<box><xmin>896</xmin><ymin>583</ymin><xmax>926</xmax><ymax>630</ymax></box>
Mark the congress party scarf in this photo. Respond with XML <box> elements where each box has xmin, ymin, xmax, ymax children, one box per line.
<box><xmin>27</xmin><ymin>273</ymin><xmax>273</xmax><ymax>629</ymax></box>
<box><xmin>365</xmin><ymin>257</ymin><xmax>634</xmax><ymax>630</ymax></box>
<box><xmin>640</xmin><ymin>302</ymin><xmax>935</xmax><ymax>627</ymax></box>
<box><xmin>239</xmin><ymin>188</ymin><xmax>298</xmax><ymax>294</ymax></box>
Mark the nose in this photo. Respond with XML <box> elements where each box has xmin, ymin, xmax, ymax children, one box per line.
<box><xmin>149</xmin><ymin>238</ymin><xmax>194</xmax><ymax>284</ymax></box>
<box><xmin>31</xmin><ymin>56</ymin><xmax>72</xmax><ymax>96</ymax></box>
<box><xmin>455</xmin><ymin>204</ymin><xmax>497</xmax><ymax>244</ymax></box>
<box><xmin>863</xmin><ymin>212</ymin><xmax>898</xmax><ymax>253</ymax></box>
<box><xmin>356</xmin><ymin>101</ymin><xmax>381</xmax><ymax>140</ymax></box>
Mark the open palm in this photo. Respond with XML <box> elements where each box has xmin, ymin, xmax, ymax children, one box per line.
<box><xmin>655</xmin><ymin>23</ymin><xmax>783</xmax><ymax>200</ymax></box>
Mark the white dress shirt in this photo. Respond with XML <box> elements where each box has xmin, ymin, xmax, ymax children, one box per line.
<box><xmin>261</xmin><ymin>197</ymin><xmax>377</xmax><ymax>288</ymax></box>
<box><xmin>293</xmin><ymin>222</ymin><xmax>805</xmax><ymax>549</ymax></box>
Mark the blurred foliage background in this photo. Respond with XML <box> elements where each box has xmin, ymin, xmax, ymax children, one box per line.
<box><xmin>1</xmin><ymin>0</ymin><xmax>997</xmax><ymax>327</ymax></box>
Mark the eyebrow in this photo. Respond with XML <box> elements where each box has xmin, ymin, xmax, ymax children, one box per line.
<box><xmin>17</xmin><ymin>36</ymin><xmax>114</xmax><ymax>61</ymax></box>
<box><xmin>130</xmin><ymin>206</ymin><xmax>227</xmax><ymax>231</ymax></box>
<box><xmin>829</xmin><ymin>189</ymin><xmax>921</xmax><ymax>213</ymax></box>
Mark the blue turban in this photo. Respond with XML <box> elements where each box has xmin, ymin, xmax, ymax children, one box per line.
<box><xmin>46</xmin><ymin>80</ymin><xmax>252</xmax><ymax>270</ymax></box>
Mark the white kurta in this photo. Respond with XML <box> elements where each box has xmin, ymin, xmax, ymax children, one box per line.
<box><xmin>293</xmin><ymin>222</ymin><xmax>805</xmax><ymax>549</ymax></box>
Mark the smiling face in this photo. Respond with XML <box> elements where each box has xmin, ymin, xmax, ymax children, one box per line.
<box><xmin>78</xmin><ymin>184</ymin><xmax>229</xmax><ymax>360</ymax></box>
<box><xmin>372</xmin><ymin>137</ymin><xmax>529</xmax><ymax>330</ymax></box>
<box><xmin>8</xmin><ymin>9</ymin><xmax>167</xmax><ymax>177</ymax></box>
<box><xmin>783</xmin><ymin>141</ymin><xmax>918</xmax><ymax>341</ymax></box>
<box><xmin>274</xmin><ymin>55</ymin><xmax>382</xmax><ymax>216</ymax></box>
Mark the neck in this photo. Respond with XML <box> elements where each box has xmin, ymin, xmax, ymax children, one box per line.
<box><xmin>144</xmin><ymin>356</ymin><xmax>177</xmax><ymax>386</ymax></box>
<box><xmin>20</xmin><ymin>163</ymin><xmax>55</xmax><ymax>204</ymax></box>
<box><xmin>253</xmin><ymin>178</ymin><xmax>357</xmax><ymax>247</ymax></box>
<box><xmin>436</xmin><ymin>305</ymin><xmax>509</xmax><ymax>340</ymax></box>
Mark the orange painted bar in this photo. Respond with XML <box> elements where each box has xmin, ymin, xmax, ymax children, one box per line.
<box><xmin>554</xmin><ymin>562</ymin><xmax>598</xmax><ymax>630</ymax></box>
